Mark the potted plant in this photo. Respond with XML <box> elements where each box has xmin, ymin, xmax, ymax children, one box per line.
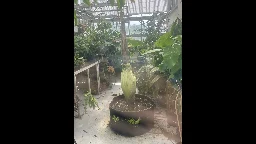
<box><xmin>109</xmin><ymin>63</ymin><xmax>155</xmax><ymax>137</ymax></box>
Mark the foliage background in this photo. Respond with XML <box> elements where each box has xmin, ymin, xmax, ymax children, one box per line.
<box><xmin>74</xmin><ymin>20</ymin><xmax>122</xmax><ymax>71</ymax></box>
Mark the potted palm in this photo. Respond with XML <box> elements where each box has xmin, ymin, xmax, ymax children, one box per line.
<box><xmin>109</xmin><ymin>64</ymin><xmax>155</xmax><ymax>136</ymax></box>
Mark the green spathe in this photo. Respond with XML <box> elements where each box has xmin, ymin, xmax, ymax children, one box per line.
<box><xmin>121</xmin><ymin>64</ymin><xmax>136</xmax><ymax>102</ymax></box>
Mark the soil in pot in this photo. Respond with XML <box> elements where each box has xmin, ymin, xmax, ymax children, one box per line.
<box><xmin>109</xmin><ymin>94</ymin><xmax>155</xmax><ymax>137</ymax></box>
<box><xmin>110</xmin><ymin>96</ymin><xmax>154</xmax><ymax>112</ymax></box>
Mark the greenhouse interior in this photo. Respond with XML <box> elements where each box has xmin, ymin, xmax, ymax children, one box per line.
<box><xmin>74</xmin><ymin>0</ymin><xmax>182</xmax><ymax>144</ymax></box>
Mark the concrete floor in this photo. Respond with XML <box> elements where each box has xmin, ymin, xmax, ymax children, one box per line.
<box><xmin>74</xmin><ymin>80</ymin><xmax>178</xmax><ymax>144</ymax></box>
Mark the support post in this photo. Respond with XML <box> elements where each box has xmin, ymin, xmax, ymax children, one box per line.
<box><xmin>74</xmin><ymin>74</ymin><xmax>81</xmax><ymax>119</ymax></box>
<box><xmin>120</xmin><ymin>8</ymin><xmax>128</xmax><ymax>63</ymax></box>
<box><xmin>87</xmin><ymin>69</ymin><xmax>91</xmax><ymax>93</ymax></box>
<box><xmin>96</xmin><ymin>63</ymin><xmax>100</xmax><ymax>94</ymax></box>
<box><xmin>140</xmin><ymin>13</ymin><xmax>143</xmax><ymax>41</ymax></box>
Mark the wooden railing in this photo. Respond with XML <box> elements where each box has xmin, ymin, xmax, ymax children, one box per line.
<box><xmin>74</xmin><ymin>60</ymin><xmax>101</xmax><ymax>119</ymax></box>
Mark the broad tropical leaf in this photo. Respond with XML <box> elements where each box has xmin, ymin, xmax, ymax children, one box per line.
<box><xmin>155</xmin><ymin>31</ymin><xmax>174</xmax><ymax>48</ymax></box>
<box><xmin>171</xmin><ymin>62</ymin><xmax>181</xmax><ymax>75</ymax></box>
<box><xmin>159</xmin><ymin>63</ymin><xmax>166</xmax><ymax>72</ymax></box>
<box><xmin>174</xmin><ymin>35</ymin><xmax>182</xmax><ymax>41</ymax></box>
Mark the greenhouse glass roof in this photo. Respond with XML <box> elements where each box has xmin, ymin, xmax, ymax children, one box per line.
<box><xmin>74</xmin><ymin>0</ymin><xmax>178</xmax><ymax>38</ymax></box>
<box><xmin>75</xmin><ymin>0</ymin><xmax>170</xmax><ymax>20</ymax></box>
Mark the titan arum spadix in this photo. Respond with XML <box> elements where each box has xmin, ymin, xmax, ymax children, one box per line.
<box><xmin>121</xmin><ymin>64</ymin><xmax>136</xmax><ymax>103</ymax></box>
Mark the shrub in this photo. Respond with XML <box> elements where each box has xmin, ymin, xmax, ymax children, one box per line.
<box><xmin>136</xmin><ymin>65</ymin><xmax>162</xmax><ymax>95</ymax></box>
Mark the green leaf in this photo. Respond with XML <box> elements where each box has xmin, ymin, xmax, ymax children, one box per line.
<box><xmin>164</xmin><ymin>52</ymin><xmax>178</xmax><ymax>66</ymax></box>
<box><xmin>169</xmin><ymin>74</ymin><xmax>174</xmax><ymax>79</ymax></box>
<box><xmin>74</xmin><ymin>10</ymin><xmax>77</xmax><ymax>26</ymax></box>
<box><xmin>117</xmin><ymin>0</ymin><xmax>121</xmax><ymax>9</ymax></box>
<box><xmin>164</xmin><ymin>58</ymin><xmax>175</xmax><ymax>69</ymax></box>
<box><xmin>143</xmin><ymin>49</ymin><xmax>162</xmax><ymax>55</ymax></box>
<box><xmin>154</xmin><ymin>31</ymin><xmax>174</xmax><ymax>48</ymax></box>
<box><xmin>174</xmin><ymin>35</ymin><xmax>182</xmax><ymax>42</ymax></box>
<box><xmin>127</xmin><ymin>39</ymin><xmax>144</xmax><ymax>47</ymax></box>
<box><xmin>159</xmin><ymin>63</ymin><xmax>166</xmax><ymax>72</ymax></box>
<box><xmin>135</xmin><ymin>118</ymin><xmax>140</xmax><ymax>124</ymax></box>
<box><xmin>173</xmin><ymin>43</ymin><xmax>181</xmax><ymax>53</ymax></box>
<box><xmin>83</xmin><ymin>0</ymin><xmax>91</xmax><ymax>6</ymax></box>
<box><xmin>74</xmin><ymin>0</ymin><xmax>78</xmax><ymax>4</ymax></box>
<box><xmin>84</xmin><ymin>92</ymin><xmax>99</xmax><ymax>110</ymax></box>
<box><xmin>171</xmin><ymin>63</ymin><xmax>181</xmax><ymax>75</ymax></box>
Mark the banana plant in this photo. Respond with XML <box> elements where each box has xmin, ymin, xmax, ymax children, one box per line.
<box><xmin>142</xmin><ymin>19</ymin><xmax>182</xmax><ymax>85</ymax></box>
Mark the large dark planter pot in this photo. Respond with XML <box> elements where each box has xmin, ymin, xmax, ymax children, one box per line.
<box><xmin>109</xmin><ymin>94</ymin><xmax>155</xmax><ymax>137</ymax></box>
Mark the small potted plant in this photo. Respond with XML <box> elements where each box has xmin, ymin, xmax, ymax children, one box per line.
<box><xmin>109</xmin><ymin>63</ymin><xmax>155</xmax><ymax>137</ymax></box>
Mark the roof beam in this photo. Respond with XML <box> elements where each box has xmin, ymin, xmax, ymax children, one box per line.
<box><xmin>74</xmin><ymin>3</ymin><xmax>118</xmax><ymax>9</ymax></box>
<box><xmin>153</xmin><ymin>0</ymin><xmax>157</xmax><ymax>12</ymax></box>
<box><xmin>133</xmin><ymin>0</ymin><xmax>138</xmax><ymax>13</ymax></box>
<box><xmin>146</xmin><ymin>0</ymin><xmax>148</xmax><ymax>12</ymax></box>
<box><xmin>92</xmin><ymin>9</ymin><xmax>120</xmax><ymax>12</ymax></box>
<box><xmin>77</xmin><ymin>15</ymin><xmax>154</xmax><ymax>23</ymax></box>
<box><xmin>163</xmin><ymin>0</ymin><xmax>167</xmax><ymax>11</ymax></box>
<box><xmin>138</xmin><ymin>0</ymin><xmax>143</xmax><ymax>13</ymax></box>
<box><xmin>157</xmin><ymin>0</ymin><xmax>161</xmax><ymax>11</ymax></box>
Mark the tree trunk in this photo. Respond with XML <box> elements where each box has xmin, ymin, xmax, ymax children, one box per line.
<box><xmin>120</xmin><ymin>9</ymin><xmax>128</xmax><ymax>64</ymax></box>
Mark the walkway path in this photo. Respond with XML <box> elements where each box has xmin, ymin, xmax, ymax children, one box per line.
<box><xmin>74</xmin><ymin>79</ymin><xmax>178</xmax><ymax>144</ymax></box>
